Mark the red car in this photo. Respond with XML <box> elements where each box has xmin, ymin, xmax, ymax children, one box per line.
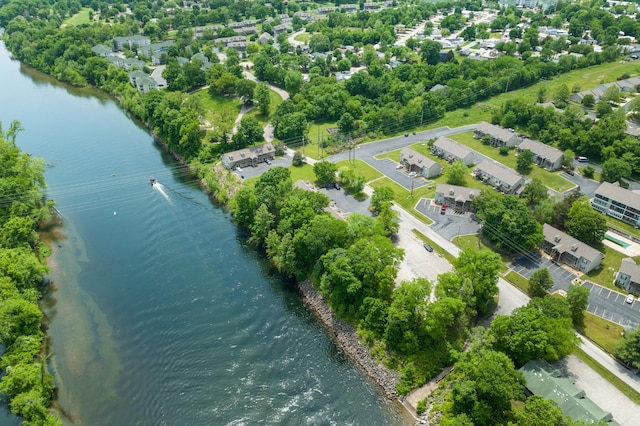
<box><xmin>441</xmin><ymin>205</ymin><xmax>447</xmax><ymax>215</ymax></box>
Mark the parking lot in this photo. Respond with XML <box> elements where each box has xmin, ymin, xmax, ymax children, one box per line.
<box><xmin>231</xmin><ymin>155</ymin><xmax>291</xmax><ymax>180</ymax></box>
<box><xmin>373</xmin><ymin>158</ymin><xmax>431</xmax><ymax>191</ymax></box>
<box><xmin>414</xmin><ymin>199</ymin><xmax>481</xmax><ymax>241</ymax></box>
<box><xmin>509</xmin><ymin>252</ymin><xmax>577</xmax><ymax>293</ymax></box>
<box><xmin>583</xmin><ymin>282</ymin><xmax>640</xmax><ymax>329</ymax></box>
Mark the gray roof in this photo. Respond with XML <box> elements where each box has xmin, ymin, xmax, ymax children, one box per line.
<box><xmin>595</xmin><ymin>182</ymin><xmax>640</xmax><ymax>212</ymax></box>
<box><xmin>518</xmin><ymin>138</ymin><xmax>563</xmax><ymax>163</ymax></box>
<box><xmin>433</xmin><ymin>137</ymin><xmax>473</xmax><ymax>160</ymax></box>
<box><xmin>435</xmin><ymin>184</ymin><xmax>480</xmax><ymax>203</ymax></box>
<box><xmin>619</xmin><ymin>258</ymin><xmax>640</xmax><ymax>283</ymax></box>
<box><xmin>91</xmin><ymin>44</ymin><xmax>112</xmax><ymax>55</ymax></box>
<box><xmin>401</xmin><ymin>148</ymin><xmax>440</xmax><ymax>171</ymax></box>
<box><xmin>543</xmin><ymin>224</ymin><xmax>604</xmax><ymax>263</ymax></box>
<box><xmin>475</xmin><ymin>160</ymin><xmax>523</xmax><ymax>188</ymax></box>
<box><xmin>476</xmin><ymin>121</ymin><xmax>518</xmax><ymax>144</ymax></box>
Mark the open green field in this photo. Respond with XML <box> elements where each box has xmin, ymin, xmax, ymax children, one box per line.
<box><xmin>62</xmin><ymin>7</ymin><xmax>92</xmax><ymax>26</ymax></box>
<box><xmin>305</xmin><ymin>121</ymin><xmax>337</xmax><ymax>160</ymax></box>
<box><xmin>582</xmin><ymin>245</ymin><xmax>640</xmax><ymax>290</ymax></box>
<box><xmin>190</xmin><ymin>89</ymin><xmax>241</xmax><ymax>143</ymax></box>
<box><xmin>294</xmin><ymin>33</ymin><xmax>310</xmax><ymax>43</ymax></box>
<box><xmin>368</xmin><ymin>177</ymin><xmax>433</xmax><ymax>224</ymax></box>
<box><xmin>335</xmin><ymin>159</ymin><xmax>383</xmax><ymax>183</ymax></box>
<box><xmin>288</xmin><ymin>163</ymin><xmax>317</xmax><ymax>183</ymax></box>
<box><xmin>449</xmin><ymin>132</ymin><xmax>575</xmax><ymax>192</ymax></box>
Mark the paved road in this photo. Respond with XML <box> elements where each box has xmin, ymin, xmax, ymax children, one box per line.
<box><xmin>584</xmin><ymin>282</ymin><xmax>640</xmax><ymax>330</ymax></box>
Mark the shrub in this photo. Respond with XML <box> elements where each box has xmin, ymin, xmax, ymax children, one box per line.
<box><xmin>581</xmin><ymin>165</ymin><xmax>595</xmax><ymax>178</ymax></box>
<box><xmin>292</xmin><ymin>151</ymin><xmax>305</xmax><ymax>166</ymax></box>
<box><xmin>499</xmin><ymin>145</ymin><xmax>510</xmax><ymax>156</ymax></box>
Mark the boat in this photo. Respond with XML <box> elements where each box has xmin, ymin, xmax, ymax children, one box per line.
<box><xmin>149</xmin><ymin>176</ymin><xmax>156</xmax><ymax>185</ymax></box>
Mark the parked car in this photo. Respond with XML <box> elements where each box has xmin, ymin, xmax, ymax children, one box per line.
<box><xmin>264</xmin><ymin>159</ymin><xmax>271</xmax><ymax>165</ymax></box>
<box><xmin>236</xmin><ymin>166</ymin><xmax>243</xmax><ymax>172</ymax></box>
<box><xmin>576</xmin><ymin>156</ymin><xmax>589</xmax><ymax>163</ymax></box>
<box><xmin>408</xmin><ymin>171</ymin><xmax>417</xmax><ymax>178</ymax></box>
<box><xmin>423</xmin><ymin>243</ymin><xmax>433</xmax><ymax>252</ymax></box>
<box><xmin>404</xmin><ymin>133</ymin><xmax>409</xmax><ymax>137</ymax></box>
<box><xmin>396</xmin><ymin>164</ymin><xmax>404</xmax><ymax>169</ymax></box>
<box><xmin>566</xmin><ymin>169</ymin><xmax>574</xmax><ymax>176</ymax></box>
<box><xmin>627</xmin><ymin>294</ymin><xmax>635</xmax><ymax>304</ymax></box>
<box><xmin>441</xmin><ymin>205</ymin><xmax>447</xmax><ymax>215</ymax></box>
<box><xmin>333</xmin><ymin>183</ymin><xmax>341</xmax><ymax>190</ymax></box>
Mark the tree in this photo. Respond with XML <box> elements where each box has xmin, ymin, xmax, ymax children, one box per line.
<box><xmin>313</xmin><ymin>161</ymin><xmax>338</xmax><ymax>185</ymax></box>
<box><xmin>520</xmin><ymin>179</ymin><xmax>548</xmax><ymax>206</ymax></box>
<box><xmin>232</xmin><ymin>116</ymin><xmax>263</xmax><ymax>148</ymax></box>
<box><xmin>616</xmin><ymin>327</ymin><xmax>640</xmax><ymax>369</ymax></box>
<box><xmin>529</xmin><ymin>268</ymin><xmax>553</xmax><ymax>298</ymax></box>
<box><xmin>254</xmin><ymin>83</ymin><xmax>271</xmax><ymax>116</ymax></box>
<box><xmin>554</xmin><ymin>84</ymin><xmax>570</xmax><ymax>104</ymax></box>
<box><xmin>235</xmin><ymin>79</ymin><xmax>256</xmax><ymax>104</ymax></box>
<box><xmin>582</xmin><ymin>93</ymin><xmax>595</xmax><ymax>108</ymax></box>
<box><xmin>601</xmin><ymin>157</ymin><xmax>632</xmax><ymax>183</ymax></box>
<box><xmin>231</xmin><ymin>187</ymin><xmax>256</xmax><ymax>227</ymax></box>
<box><xmin>516</xmin><ymin>149</ymin><xmax>534</xmax><ymax>174</ymax></box>
<box><xmin>513</xmin><ymin>396</ymin><xmax>565</xmax><ymax>426</ymax></box>
<box><xmin>273</xmin><ymin>112</ymin><xmax>308</xmax><ymax>142</ymax></box>
<box><xmin>595</xmin><ymin>100</ymin><xmax>613</xmax><ymax>118</ymax></box>
<box><xmin>565</xmin><ymin>200</ymin><xmax>607</xmax><ymax>247</ymax></box>
<box><xmin>284</xmin><ymin>71</ymin><xmax>303</xmax><ymax>96</ymax></box>
<box><xmin>337</xmin><ymin>112</ymin><xmax>355</xmax><ymax>135</ymax></box>
<box><xmin>374</xmin><ymin>202</ymin><xmax>400</xmax><ymax>237</ymax></box>
<box><xmin>420</xmin><ymin>40</ymin><xmax>442</xmax><ymax>65</ymax></box>
<box><xmin>562</xmin><ymin>150</ymin><xmax>575</xmax><ymax>169</ymax></box>
<box><xmin>370</xmin><ymin>187</ymin><xmax>394</xmax><ymax>215</ymax></box>
<box><xmin>309</xmin><ymin>33</ymin><xmax>330</xmax><ymax>52</ymax></box>
<box><xmin>453</xmin><ymin>249</ymin><xmax>502</xmax><ymax>315</ymax></box>
<box><xmin>567</xmin><ymin>284</ymin><xmax>590</xmax><ymax>327</ymax></box>
<box><xmin>445</xmin><ymin>160</ymin><xmax>468</xmax><ymax>186</ymax></box>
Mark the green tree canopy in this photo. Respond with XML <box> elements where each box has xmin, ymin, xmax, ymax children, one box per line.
<box><xmin>529</xmin><ymin>268</ymin><xmax>553</xmax><ymax>298</ymax></box>
<box><xmin>565</xmin><ymin>200</ymin><xmax>607</xmax><ymax>247</ymax></box>
<box><xmin>445</xmin><ymin>160</ymin><xmax>468</xmax><ymax>186</ymax></box>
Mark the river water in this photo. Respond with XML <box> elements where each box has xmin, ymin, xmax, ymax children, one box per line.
<box><xmin>0</xmin><ymin>44</ymin><xmax>410</xmax><ymax>425</ymax></box>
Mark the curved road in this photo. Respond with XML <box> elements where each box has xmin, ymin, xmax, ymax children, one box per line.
<box><xmin>242</xmin><ymin>68</ymin><xmax>290</xmax><ymax>141</ymax></box>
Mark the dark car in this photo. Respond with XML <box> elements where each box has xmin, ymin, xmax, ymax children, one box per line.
<box><xmin>423</xmin><ymin>243</ymin><xmax>433</xmax><ymax>252</ymax></box>
<box><xmin>333</xmin><ymin>183</ymin><xmax>341</xmax><ymax>190</ymax></box>
<box><xmin>404</xmin><ymin>133</ymin><xmax>409</xmax><ymax>137</ymax></box>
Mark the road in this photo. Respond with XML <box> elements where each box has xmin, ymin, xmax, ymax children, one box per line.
<box><xmin>242</xmin><ymin>68</ymin><xmax>289</xmax><ymax>142</ymax></box>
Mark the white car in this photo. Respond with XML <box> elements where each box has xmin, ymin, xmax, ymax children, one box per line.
<box><xmin>396</xmin><ymin>164</ymin><xmax>404</xmax><ymax>169</ymax></box>
<box><xmin>236</xmin><ymin>166</ymin><xmax>243</xmax><ymax>172</ymax></box>
<box><xmin>626</xmin><ymin>294</ymin><xmax>635</xmax><ymax>304</ymax></box>
<box><xmin>408</xmin><ymin>171</ymin><xmax>417</xmax><ymax>178</ymax></box>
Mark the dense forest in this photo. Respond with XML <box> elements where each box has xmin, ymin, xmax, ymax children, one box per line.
<box><xmin>0</xmin><ymin>122</ymin><xmax>59</xmax><ymax>425</ymax></box>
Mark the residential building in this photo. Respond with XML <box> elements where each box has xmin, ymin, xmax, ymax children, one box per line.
<box><xmin>221</xmin><ymin>143</ymin><xmax>276</xmax><ymax>170</ymax></box>
<box><xmin>474</xmin><ymin>121</ymin><xmax>519</xmax><ymax>147</ymax></box>
<box><xmin>592</xmin><ymin>182</ymin><xmax>640</xmax><ymax>227</ymax></box>
<box><xmin>194</xmin><ymin>25</ymin><xmax>223</xmax><ymax>38</ymax></box>
<box><xmin>273</xmin><ymin>24</ymin><xmax>291</xmax><ymax>34</ymax></box>
<box><xmin>128</xmin><ymin>70</ymin><xmax>158</xmax><ymax>93</ymax></box>
<box><xmin>516</xmin><ymin>138</ymin><xmax>564</xmax><ymax>171</ymax></box>
<box><xmin>434</xmin><ymin>184</ymin><xmax>480</xmax><ymax>211</ymax></box>
<box><xmin>258</xmin><ymin>32</ymin><xmax>272</xmax><ymax>45</ymax></box>
<box><xmin>341</xmin><ymin>4</ymin><xmax>358</xmax><ymax>13</ymax></box>
<box><xmin>91</xmin><ymin>44</ymin><xmax>113</xmax><ymax>57</ymax></box>
<box><xmin>400</xmin><ymin>148</ymin><xmax>442</xmax><ymax>178</ymax></box>
<box><xmin>432</xmin><ymin>137</ymin><xmax>475</xmax><ymax>166</ymax></box>
<box><xmin>473</xmin><ymin>160</ymin><xmax>525</xmax><ymax>194</ymax></box>
<box><xmin>316</xmin><ymin>6</ymin><xmax>336</xmax><ymax>14</ymax></box>
<box><xmin>615</xmin><ymin>258</ymin><xmax>640</xmax><ymax>294</ymax></box>
<box><xmin>541</xmin><ymin>224</ymin><xmax>604</xmax><ymax>273</ymax></box>
<box><xmin>519</xmin><ymin>360</ymin><xmax>616</xmax><ymax>424</ymax></box>
<box><xmin>113</xmin><ymin>35</ymin><xmax>151</xmax><ymax>51</ymax></box>
<box><xmin>227</xmin><ymin>41</ymin><xmax>248</xmax><ymax>52</ymax></box>
<box><xmin>217</xmin><ymin>36</ymin><xmax>246</xmax><ymax>46</ymax></box>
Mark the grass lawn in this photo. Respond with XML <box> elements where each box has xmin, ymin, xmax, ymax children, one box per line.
<box><xmin>294</xmin><ymin>33</ymin><xmax>310</xmax><ymax>43</ymax></box>
<box><xmin>573</xmin><ymin>347</ymin><xmax>640</xmax><ymax>405</ymax></box>
<box><xmin>505</xmin><ymin>270</ymin><xmax>529</xmax><ymax>294</ymax></box>
<box><xmin>368</xmin><ymin>177</ymin><xmax>433</xmax><ymax>225</ymax></box>
<box><xmin>413</xmin><ymin>229</ymin><xmax>457</xmax><ymax>264</ymax></box>
<box><xmin>448</xmin><ymin>132</ymin><xmax>574</xmax><ymax>192</ymax></box>
<box><xmin>305</xmin><ymin>121</ymin><xmax>338</xmax><ymax>160</ymax></box>
<box><xmin>578</xmin><ymin>311</ymin><xmax>624</xmax><ymax>354</ymax></box>
<box><xmin>62</xmin><ymin>8</ymin><xmax>92</xmax><ymax>26</ymax></box>
<box><xmin>582</xmin><ymin>245</ymin><xmax>640</xmax><ymax>290</ymax></box>
<box><xmin>190</xmin><ymin>90</ymin><xmax>241</xmax><ymax>141</ymax></box>
<box><xmin>288</xmin><ymin>163</ymin><xmax>317</xmax><ymax>184</ymax></box>
<box><xmin>244</xmin><ymin>89</ymin><xmax>283</xmax><ymax>128</ymax></box>
<box><xmin>451</xmin><ymin>234</ymin><xmax>510</xmax><ymax>272</ymax></box>
<box><xmin>335</xmin><ymin>159</ymin><xmax>384</xmax><ymax>183</ymax></box>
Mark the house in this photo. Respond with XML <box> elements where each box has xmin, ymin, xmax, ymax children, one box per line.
<box><xmin>592</xmin><ymin>182</ymin><xmax>640</xmax><ymax>227</ymax></box>
<box><xmin>473</xmin><ymin>160</ymin><xmax>525</xmax><ymax>194</ymax></box>
<box><xmin>438</xmin><ymin>49</ymin><xmax>455</xmax><ymax>63</ymax></box>
<box><xmin>615</xmin><ymin>258</ymin><xmax>640</xmax><ymax>294</ymax></box>
<box><xmin>341</xmin><ymin>4</ymin><xmax>358</xmax><ymax>13</ymax></box>
<box><xmin>432</xmin><ymin>137</ymin><xmax>475</xmax><ymax>166</ymax></box>
<box><xmin>434</xmin><ymin>184</ymin><xmax>480</xmax><ymax>211</ymax></box>
<box><xmin>217</xmin><ymin>36</ymin><xmax>246</xmax><ymax>46</ymax></box>
<box><xmin>227</xmin><ymin>41</ymin><xmax>248</xmax><ymax>52</ymax></box>
<box><xmin>474</xmin><ymin>122</ymin><xmax>519</xmax><ymax>147</ymax></box>
<box><xmin>221</xmin><ymin>143</ymin><xmax>275</xmax><ymax>170</ymax></box>
<box><xmin>91</xmin><ymin>44</ymin><xmax>113</xmax><ymax>57</ymax></box>
<box><xmin>113</xmin><ymin>35</ymin><xmax>151</xmax><ymax>51</ymax></box>
<box><xmin>541</xmin><ymin>224</ymin><xmax>604</xmax><ymax>273</ymax></box>
<box><xmin>258</xmin><ymin>32</ymin><xmax>272</xmax><ymax>45</ymax></box>
<box><xmin>400</xmin><ymin>148</ymin><xmax>442</xmax><ymax>178</ymax></box>
<box><xmin>316</xmin><ymin>6</ymin><xmax>336</xmax><ymax>14</ymax></box>
<box><xmin>520</xmin><ymin>360</ymin><xmax>615</xmax><ymax>424</ymax></box>
<box><xmin>128</xmin><ymin>70</ymin><xmax>158</xmax><ymax>92</ymax></box>
<box><xmin>272</xmin><ymin>24</ymin><xmax>291</xmax><ymax>34</ymax></box>
<box><xmin>516</xmin><ymin>138</ymin><xmax>564</xmax><ymax>171</ymax></box>
<box><xmin>194</xmin><ymin>25</ymin><xmax>222</xmax><ymax>39</ymax></box>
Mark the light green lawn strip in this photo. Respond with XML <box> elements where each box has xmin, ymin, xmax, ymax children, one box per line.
<box><xmin>335</xmin><ymin>159</ymin><xmax>383</xmax><ymax>183</ymax></box>
<box><xmin>62</xmin><ymin>8</ymin><xmax>92</xmax><ymax>26</ymax></box>
<box><xmin>505</xmin><ymin>270</ymin><xmax>529</xmax><ymax>294</ymax></box>
<box><xmin>413</xmin><ymin>229</ymin><xmax>456</xmax><ymax>264</ymax></box>
<box><xmin>582</xmin><ymin>246</ymin><xmax>640</xmax><ymax>290</ymax></box>
<box><xmin>368</xmin><ymin>177</ymin><xmax>433</xmax><ymax>225</ymax></box>
<box><xmin>288</xmin><ymin>163</ymin><xmax>317</xmax><ymax>184</ymax></box>
<box><xmin>448</xmin><ymin>132</ymin><xmax>574</xmax><ymax>192</ymax></box>
<box><xmin>573</xmin><ymin>347</ymin><xmax>640</xmax><ymax>405</ymax></box>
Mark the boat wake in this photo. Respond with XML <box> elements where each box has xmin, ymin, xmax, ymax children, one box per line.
<box><xmin>153</xmin><ymin>182</ymin><xmax>171</xmax><ymax>201</ymax></box>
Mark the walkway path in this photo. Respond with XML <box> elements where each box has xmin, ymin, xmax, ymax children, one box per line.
<box><xmin>241</xmin><ymin>67</ymin><xmax>290</xmax><ymax>142</ymax></box>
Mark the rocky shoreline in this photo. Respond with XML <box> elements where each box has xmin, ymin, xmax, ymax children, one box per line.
<box><xmin>296</xmin><ymin>279</ymin><xmax>402</xmax><ymax>400</ymax></box>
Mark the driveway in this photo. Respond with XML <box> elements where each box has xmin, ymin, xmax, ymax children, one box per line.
<box><xmin>374</xmin><ymin>158</ymin><xmax>431</xmax><ymax>190</ymax></box>
<box><xmin>583</xmin><ymin>282</ymin><xmax>640</xmax><ymax>330</ymax></box>
<box><xmin>231</xmin><ymin>155</ymin><xmax>291</xmax><ymax>180</ymax></box>
<box><xmin>415</xmin><ymin>198</ymin><xmax>481</xmax><ymax>241</ymax></box>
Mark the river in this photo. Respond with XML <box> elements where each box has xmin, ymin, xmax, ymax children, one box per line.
<box><xmin>0</xmin><ymin>44</ymin><xmax>411</xmax><ymax>425</ymax></box>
